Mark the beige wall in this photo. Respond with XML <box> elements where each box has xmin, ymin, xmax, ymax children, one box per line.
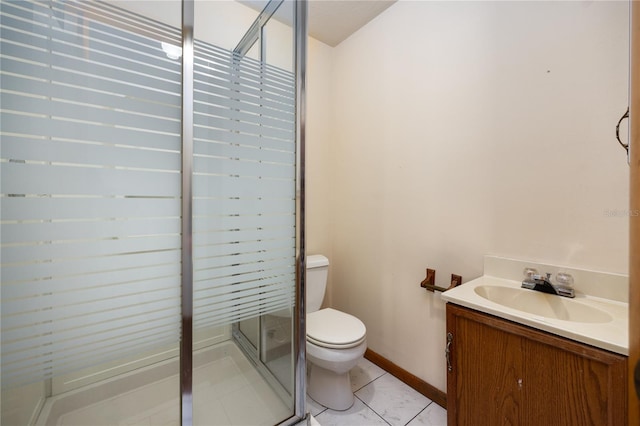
<box><xmin>322</xmin><ymin>0</ymin><xmax>630</xmax><ymax>392</ymax></box>
<box><xmin>306</xmin><ymin>37</ymin><xmax>335</xmax><ymax>306</ymax></box>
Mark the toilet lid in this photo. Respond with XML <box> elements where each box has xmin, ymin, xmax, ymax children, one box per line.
<box><xmin>307</xmin><ymin>308</ymin><xmax>366</xmax><ymax>349</ymax></box>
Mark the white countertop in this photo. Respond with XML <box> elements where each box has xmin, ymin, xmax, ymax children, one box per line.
<box><xmin>441</xmin><ymin>275</ymin><xmax>628</xmax><ymax>355</ymax></box>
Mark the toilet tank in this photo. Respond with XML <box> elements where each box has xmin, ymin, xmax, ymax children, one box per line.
<box><xmin>306</xmin><ymin>255</ymin><xmax>329</xmax><ymax>313</ymax></box>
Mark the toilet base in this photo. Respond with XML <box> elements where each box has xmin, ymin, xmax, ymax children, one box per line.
<box><xmin>307</xmin><ymin>364</ymin><xmax>354</xmax><ymax>411</ymax></box>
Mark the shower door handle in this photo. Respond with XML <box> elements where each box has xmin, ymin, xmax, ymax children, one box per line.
<box><xmin>615</xmin><ymin>106</ymin><xmax>630</xmax><ymax>163</ymax></box>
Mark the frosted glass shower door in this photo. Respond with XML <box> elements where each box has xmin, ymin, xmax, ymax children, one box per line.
<box><xmin>1</xmin><ymin>1</ymin><xmax>183</xmax><ymax>424</ymax></box>
<box><xmin>190</xmin><ymin>1</ymin><xmax>297</xmax><ymax>424</ymax></box>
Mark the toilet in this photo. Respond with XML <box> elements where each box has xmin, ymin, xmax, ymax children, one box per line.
<box><xmin>306</xmin><ymin>255</ymin><xmax>367</xmax><ymax>411</ymax></box>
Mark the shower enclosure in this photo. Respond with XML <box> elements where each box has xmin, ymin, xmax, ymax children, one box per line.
<box><xmin>0</xmin><ymin>0</ymin><xmax>307</xmax><ymax>425</ymax></box>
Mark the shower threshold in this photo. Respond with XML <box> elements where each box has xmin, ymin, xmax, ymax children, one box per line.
<box><xmin>34</xmin><ymin>341</ymin><xmax>291</xmax><ymax>426</ymax></box>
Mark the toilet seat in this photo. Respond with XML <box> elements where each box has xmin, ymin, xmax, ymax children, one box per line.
<box><xmin>307</xmin><ymin>308</ymin><xmax>366</xmax><ymax>349</ymax></box>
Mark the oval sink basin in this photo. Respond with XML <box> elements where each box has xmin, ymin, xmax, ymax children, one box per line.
<box><xmin>473</xmin><ymin>285</ymin><xmax>612</xmax><ymax>323</ymax></box>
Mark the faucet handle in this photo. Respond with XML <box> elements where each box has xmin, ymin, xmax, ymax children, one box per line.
<box><xmin>523</xmin><ymin>267</ymin><xmax>538</xmax><ymax>279</ymax></box>
<box><xmin>556</xmin><ymin>272</ymin><xmax>574</xmax><ymax>286</ymax></box>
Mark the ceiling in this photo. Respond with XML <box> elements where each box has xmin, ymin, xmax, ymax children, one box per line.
<box><xmin>238</xmin><ymin>0</ymin><xmax>397</xmax><ymax>47</ymax></box>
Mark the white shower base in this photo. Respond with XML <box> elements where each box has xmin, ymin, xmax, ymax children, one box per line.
<box><xmin>35</xmin><ymin>341</ymin><xmax>291</xmax><ymax>426</ymax></box>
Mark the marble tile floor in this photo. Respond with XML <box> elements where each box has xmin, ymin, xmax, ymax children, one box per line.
<box><xmin>308</xmin><ymin>358</ymin><xmax>447</xmax><ymax>426</ymax></box>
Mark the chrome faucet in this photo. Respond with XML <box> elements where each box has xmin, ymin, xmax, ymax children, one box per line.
<box><xmin>522</xmin><ymin>272</ymin><xmax>575</xmax><ymax>298</ymax></box>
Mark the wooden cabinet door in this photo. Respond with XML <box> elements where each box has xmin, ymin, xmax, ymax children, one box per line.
<box><xmin>447</xmin><ymin>304</ymin><xmax>627</xmax><ymax>426</ymax></box>
<box><xmin>446</xmin><ymin>310</ymin><xmax>524</xmax><ymax>425</ymax></box>
<box><xmin>521</xmin><ymin>336</ymin><xmax>626</xmax><ymax>425</ymax></box>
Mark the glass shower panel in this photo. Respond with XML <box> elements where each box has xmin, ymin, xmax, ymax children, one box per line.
<box><xmin>263</xmin><ymin>4</ymin><xmax>294</xmax><ymax>72</ymax></box>
<box><xmin>191</xmin><ymin>1</ymin><xmax>297</xmax><ymax>424</ymax></box>
<box><xmin>258</xmin><ymin>6</ymin><xmax>296</xmax><ymax>399</ymax></box>
<box><xmin>0</xmin><ymin>1</ymin><xmax>182</xmax><ymax>424</ymax></box>
<box><xmin>239</xmin><ymin>7</ymin><xmax>296</xmax><ymax>392</ymax></box>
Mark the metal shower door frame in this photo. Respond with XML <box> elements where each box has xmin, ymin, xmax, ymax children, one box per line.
<box><xmin>179</xmin><ymin>1</ymin><xmax>308</xmax><ymax>424</ymax></box>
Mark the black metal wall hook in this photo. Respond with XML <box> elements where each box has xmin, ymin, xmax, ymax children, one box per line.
<box><xmin>615</xmin><ymin>106</ymin><xmax>629</xmax><ymax>153</ymax></box>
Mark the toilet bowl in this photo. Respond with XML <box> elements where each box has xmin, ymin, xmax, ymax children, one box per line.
<box><xmin>305</xmin><ymin>255</ymin><xmax>367</xmax><ymax>411</ymax></box>
<box><xmin>306</xmin><ymin>308</ymin><xmax>366</xmax><ymax>410</ymax></box>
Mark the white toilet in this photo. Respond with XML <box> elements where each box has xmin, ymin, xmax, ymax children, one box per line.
<box><xmin>306</xmin><ymin>254</ymin><xmax>367</xmax><ymax>411</ymax></box>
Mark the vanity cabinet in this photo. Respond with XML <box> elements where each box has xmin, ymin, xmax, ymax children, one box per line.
<box><xmin>446</xmin><ymin>303</ymin><xmax>627</xmax><ymax>426</ymax></box>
